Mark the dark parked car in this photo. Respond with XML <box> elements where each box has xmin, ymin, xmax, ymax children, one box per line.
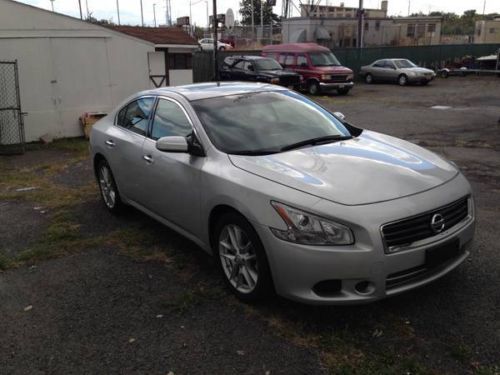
<box><xmin>219</xmin><ymin>56</ymin><xmax>302</xmax><ymax>89</ymax></box>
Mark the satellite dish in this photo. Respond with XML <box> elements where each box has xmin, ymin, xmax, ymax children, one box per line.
<box><xmin>225</xmin><ymin>8</ymin><xmax>235</xmax><ymax>29</ymax></box>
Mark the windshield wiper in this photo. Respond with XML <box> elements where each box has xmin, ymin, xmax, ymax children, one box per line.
<box><xmin>280</xmin><ymin>135</ymin><xmax>352</xmax><ymax>152</ymax></box>
<box><xmin>229</xmin><ymin>149</ymin><xmax>280</xmax><ymax>156</ymax></box>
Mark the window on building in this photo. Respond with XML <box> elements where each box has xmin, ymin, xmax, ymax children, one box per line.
<box><xmin>407</xmin><ymin>24</ymin><xmax>415</xmax><ymax>37</ymax></box>
<box><xmin>375</xmin><ymin>21</ymin><xmax>380</xmax><ymax>31</ymax></box>
<box><xmin>427</xmin><ymin>23</ymin><xmax>436</xmax><ymax>33</ymax></box>
<box><xmin>417</xmin><ymin>23</ymin><xmax>425</xmax><ymax>37</ymax></box>
<box><xmin>168</xmin><ymin>53</ymin><xmax>193</xmax><ymax>70</ymax></box>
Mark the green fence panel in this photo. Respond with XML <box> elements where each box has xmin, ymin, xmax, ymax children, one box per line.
<box><xmin>193</xmin><ymin>44</ymin><xmax>500</xmax><ymax>83</ymax></box>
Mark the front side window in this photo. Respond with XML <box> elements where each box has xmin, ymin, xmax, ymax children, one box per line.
<box><xmin>192</xmin><ymin>91</ymin><xmax>351</xmax><ymax>155</ymax></box>
<box><xmin>151</xmin><ymin>99</ymin><xmax>192</xmax><ymax>140</ymax></box>
<box><xmin>309</xmin><ymin>52</ymin><xmax>341</xmax><ymax>67</ymax></box>
<box><xmin>284</xmin><ymin>54</ymin><xmax>295</xmax><ymax>67</ymax></box>
<box><xmin>116</xmin><ymin>97</ymin><xmax>154</xmax><ymax>136</ymax></box>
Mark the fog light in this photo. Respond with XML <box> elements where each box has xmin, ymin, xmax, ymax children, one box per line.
<box><xmin>354</xmin><ymin>281</ymin><xmax>375</xmax><ymax>295</ymax></box>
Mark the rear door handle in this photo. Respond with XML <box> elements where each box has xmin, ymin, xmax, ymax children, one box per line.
<box><xmin>143</xmin><ymin>155</ymin><xmax>154</xmax><ymax>164</ymax></box>
<box><xmin>105</xmin><ymin>140</ymin><xmax>115</xmax><ymax>147</ymax></box>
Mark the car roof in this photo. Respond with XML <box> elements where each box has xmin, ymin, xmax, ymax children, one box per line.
<box><xmin>262</xmin><ymin>42</ymin><xmax>330</xmax><ymax>53</ymax></box>
<box><xmin>140</xmin><ymin>82</ymin><xmax>288</xmax><ymax>101</ymax></box>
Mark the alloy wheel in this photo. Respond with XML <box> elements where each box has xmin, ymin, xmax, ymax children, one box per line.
<box><xmin>218</xmin><ymin>224</ymin><xmax>259</xmax><ymax>294</ymax></box>
<box><xmin>99</xmin><ymin>165</ymin><xmax>116</xmax><ymax>209</ymax></box>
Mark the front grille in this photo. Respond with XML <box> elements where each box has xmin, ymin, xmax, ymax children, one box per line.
<box><xmin>279</xmin><ymin>75</ymin><xmax>300</xmax><ymax>86</ymax></box>
<box><xmin>329</xmin><ymin>75</ymin><xmax>348</xmax><ymax>83</ymax></box>
<box><xmin>382</xmin><ymin>196</ymin><xmax>469</xmax><ymax>250</ymax></box>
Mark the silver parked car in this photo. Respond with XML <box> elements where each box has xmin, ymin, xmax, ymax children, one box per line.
<box><xmin>90</xmin><ymin>82</ymin><xmax>475</xmax><ymax>305</ymax></box>
<box><xmin>360</xmin><ymin>59</ymin><xmax>436</xmax><ymax>86</ymax></box>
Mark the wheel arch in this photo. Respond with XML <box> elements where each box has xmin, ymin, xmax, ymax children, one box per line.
<box><xmin>208</xmin><ymin>204</ymin><xmax>247</xmax><ymax>250</ymax></box>
<box><xmin>93</xmin><ymin>153</ymin><xmax>107</xmax><ymax>178</ymax></box>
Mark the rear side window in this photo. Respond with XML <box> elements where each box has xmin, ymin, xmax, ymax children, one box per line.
<box><xmin>278</xmin><ymin>54</ymin><xmax>286</xmax><ymax>65</ymax></box>
<box><xmin>373</xmin><ymin>60</ymin><xmax>385</xmax><ymax>68</ymax></box>
<box><xmin>297</xmin><ymin>54</ymin><xmax>308</xmax><ymax>66</ymax></box>
<box><xmin>116</xmin><ymin>97</ymin><xmax>154</xmax><ymax>136</ymax></box>
<box><xmin>284</xmin><ymin>54</ymin><xmax>295</xmax><ymax>67</ymax></box>
<box><xmin>151</xmin><ymin>99</ymin><xmax>192</xmax><ymax>140</ymax></box>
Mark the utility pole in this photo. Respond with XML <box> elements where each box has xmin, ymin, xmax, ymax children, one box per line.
<box><xmin>407</xmin><ymin>0</ymin><xmax>410</xmax><ymax>16</ymax></box>
<box><xmin>78</xmin><ymin>0</ymin><xmax>83</xmax><ymax>19</ymax></box>
<box><xmin>205</xmin><ymin>1</ymin><xmax>209</xmax><ymax>28</ymax></box>
<box><xmin>153</xmin><ymin>3</ymin><xmax>157</xmax><ymax>27</ymax></box>
<box><xmin>213</xmin><ymin>0</ymin><xmax>219</xmax><ymax>80</ymax></box>
<box><xmin>140</xmin><ymin>0</ymin><xmax>144</xmax><ymax>26</ymax></box>
<box><xmin>85</xmin><ymin>0</ymin><xmax>89</xmax><ymax>18</ymax></box>
<box><xmin>482</xmin><ymin>0</ymin><xmax>486</xmax><ymax>15</ymax></box>
<box><xmin>116</xmin><ymin>0</ymin><xmax>121</xmax><ymax>25</ymax></box>
<box><xmin>50</xmin><ymin>0</ymin><xmax>54</xmax><ymax>12</ymax></box>
<box><xmin>260</xmin><ymin>0</ymin><xmax>263</xmax><ymax>43</ymax></box>
<box><xmin>357</xmin><ymin>0</ymin><xmax>364</xmax><ymax>48</ymax></box>
<box><xmin>251</xmin><ymin>0</ymin><xmax>255</xmax><ymax>40</ymax></box>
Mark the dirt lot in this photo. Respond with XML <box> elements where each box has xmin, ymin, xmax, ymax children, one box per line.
<box><xmin>0</xmin><ymin>77</ymin><xmax>499</xmax><ymax>375</ymax></box>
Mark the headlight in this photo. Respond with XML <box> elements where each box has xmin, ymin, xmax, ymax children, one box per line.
<box><xmin>270</xmin><ymin>201</ymin><xmax>354</xmax><ymax>245</ymax></box>
<box><xmin>270</xmin><ymin>78</ymin><xmax>280</xmax><ymax>84</ymax></box>
<box><xmin>321</xmin><ymin>74</ymin><xmax>331</xmax><ymax>80</ymax></box>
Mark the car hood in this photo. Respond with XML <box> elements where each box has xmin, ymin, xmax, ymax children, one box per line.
<box><xmin>401</xmin><ymin>67</ymin><xmax>435</xmax><ymax>74</ymax></box>
<box><xmin>228</xmin><ymin>131</ymin><xmax>458</xmax><ymax>206</ymax></box>
<box><xmin>258</xmin><ymin>70</ymin><xmax>300</xmax><ymax>77</ymax></box>
<box><xmin>311</xmin><ymin>66</ymin><xmax>353</xmax><ymax>74</ymax></box>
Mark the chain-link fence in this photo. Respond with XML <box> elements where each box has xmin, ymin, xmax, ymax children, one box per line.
<box><xmin>0</xmin><ymin>61</ymin><xmax>25</xmax><ymax>154</ymax></box>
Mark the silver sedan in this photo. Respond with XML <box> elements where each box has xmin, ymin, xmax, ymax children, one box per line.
<box><xmin>360</xmin><ymin>59</ymin><xmax>436</xmax><ymax>86</ymax></box>
<box><xmin>90</xmin><ymin>82</ymin><xmax>474</xmax><ymax>305</ymax></box>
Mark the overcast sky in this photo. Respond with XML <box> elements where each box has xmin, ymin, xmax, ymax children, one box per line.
<box><xmin>16</xmin><ymin>0</ymin><xmax>500</xmax><ymax>27</ymax></box>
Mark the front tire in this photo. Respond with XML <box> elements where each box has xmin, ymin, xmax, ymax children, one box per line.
<box><xmin>398</xmin><ymin>74</ymin><xmax>408</xmax><ymax>86</ymax></box>
<box><xmin>213</xmin><ymin>212</ymin><xmax>273</xmax><ymax>302</ymax></box>
<box><xmin>96</xmin><ymin>159</ymin><xmax>124</xmax><ymax>214</ymax></box>
<box><xmin>307</xmin><ymin>81</ymin><xmax>320</xmax><ymax>95</ymax></box>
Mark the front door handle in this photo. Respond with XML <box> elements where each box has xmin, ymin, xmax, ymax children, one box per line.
<box><xmin>105</xmin><ymin>139</ymin><xmax>115</xmax><ymax>147</ymax></box>
<box><xmin>143</xmin><ymin>155</ymin><xmax>154</xmax><ymax>164</ymax></box>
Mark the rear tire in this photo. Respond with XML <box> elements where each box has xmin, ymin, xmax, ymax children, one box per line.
<box><xmin>365</xmin><ymin>73</ymin><xmax>373</xmax><ymax>84</ymax></box>
<box><xmin>213</xmin><ymin>212</ymin><xmax>274</xmax><ymax>302</ymax></box>
<box><xmin>96</xmin><ymin>159</ymin><xmax>124</xmax><ymax>214</ymax></box>
<box><xmin>308</xmin><ymin>81</ymin><xmax>320</xmax><ymax>95</ymax></box>
<box><xmin>398</xmin><ymin>74</ymin><xmax>408</xmax><ymax>86</ymax></box>
<box><xmin>219</xmin><ymin>46</ymin><xmax>225</xmax><ymax>51</ymax></box>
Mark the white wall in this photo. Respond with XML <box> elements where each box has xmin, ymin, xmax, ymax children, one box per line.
<box><xmin>0</xmin><ymin>0</ymin><xmax>155</xmax><ymax>141</ymax></box>
<box><xmin>169</xmin><ymin>70</ymin><xmax>193</xmax><ymax>86</ymax></box>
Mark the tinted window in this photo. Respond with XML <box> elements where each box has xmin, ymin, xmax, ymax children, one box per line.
<box><xmin>192</xmin><ymin>91</ymin><xmax>350</xmax><ymax>154</ymax></box>
<box><xmin>234</xmin><ymin>60</ymin><xmax>245</xmax><ymax>69</ymax></box>
<box><xmin>255</xmin><ymin>58</ymin><xmax>282</xmax><ymax>70</ymax></box>
<box><xmin>117</xmin><ymin>97</ymin><xmax>154</xmax><ymax>136</ymax></box>
<box><xmin>151</xmin><ymin>99</ymin><xmax>192</xmax><ymax>140</ymax></box>
<box><xmin>373</xmin><ymin>60</ymin><xmax>385</xmax><ymax>68</ymax></box>
<box><xmin>384</xmin><ymin>60</ymin><xmax>396</xmax><ymax>69</ymax></box>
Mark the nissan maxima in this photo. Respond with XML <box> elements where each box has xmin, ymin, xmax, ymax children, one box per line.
<box><xmin>90</xmin><ymin>82</ymin><xmax>475</xmax><ymax>305</ymax></box>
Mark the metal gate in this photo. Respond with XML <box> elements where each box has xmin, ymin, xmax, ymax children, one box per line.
<box><xmin>0</xmin><ymin>61</ymin><xmax>25</xmax><ymax>154</ymax></box>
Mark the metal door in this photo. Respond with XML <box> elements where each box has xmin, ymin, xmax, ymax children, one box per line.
<box><xmin>0</xmin><ymin>61</ymin><xmax>25</xmax><ymax>154</ymax></box>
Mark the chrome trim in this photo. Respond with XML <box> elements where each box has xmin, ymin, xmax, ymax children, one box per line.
<box><xmin>380</xmin><ymin>196</ymin><xmax>472</xmax><ymax>254</ymax></box>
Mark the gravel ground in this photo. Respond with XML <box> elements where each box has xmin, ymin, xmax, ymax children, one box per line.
<box><xmin>0</xmin><ymin>76</ymin><xmax>499</xmax><ymax>374</ymax></box>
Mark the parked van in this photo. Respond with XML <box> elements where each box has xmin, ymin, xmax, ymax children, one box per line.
<box><xmin>262</xmin><ymin>43</ymin><xmax>354</xmax><ymax>95</ymax></box>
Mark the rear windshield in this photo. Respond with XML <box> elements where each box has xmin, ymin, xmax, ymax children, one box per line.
<box><xmin>310</xmin><ymin>52</ymin><xmax>341</xmax><ymax>67</ymax></box>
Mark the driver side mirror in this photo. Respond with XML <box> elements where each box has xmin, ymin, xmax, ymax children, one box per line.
<box><xmin>248</xmin><ymin>65</ymin><xmax>254</xmax><ymax>71</ymax></box>
<box><xmin>156</xmin><ymin>136</ymin><xmax>188</xmax><ymax>153</ymax></box>
<box><xmin>300</xmin><ymin>62</ymin><xmax>308</xmax><ymax>68</ymax></box>
<box><xmin>333</xmin><ymin>112</ymin><xmax>346</xmax><ymax>121</ymax></box>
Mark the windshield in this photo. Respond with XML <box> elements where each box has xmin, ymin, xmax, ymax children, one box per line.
<box><xmin>191</xmin><ymin>91</ymin><xmax>351</xmax><ymax>155</ymax></box>
<box><xmin>394</xmin><ymin>59</ymin><xmax>417</xmax><ymax>68</ymax></box>
<box><xmin>310</xmin><ymin>52</ymin><xmax>341</xmax><ymax>67</ymax></box>
<box><xmin>255</xmin><ymin>59</ymin><xmax>282</xmax><ymax>71</ymax></box>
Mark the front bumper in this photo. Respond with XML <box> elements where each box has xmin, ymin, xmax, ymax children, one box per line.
<box><xmin>319</xmin><ymin>81</ymin><xmax>354</xmax><ymax>90</ymax></box>
<box><xmin>256</xmin><ymin>217</ymin><xmax>473</xmax><ymax>305</ymax></box>
<box><xmin>254</xmin><ymin>176</ymin><xmax>475</xmax><ymax>305</ymax></box>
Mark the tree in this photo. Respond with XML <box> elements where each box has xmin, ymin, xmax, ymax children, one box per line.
<box><xmin>239</xmin><ymin>0</ymin><xmax>280</xmax><ymax>26</ymax></box>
